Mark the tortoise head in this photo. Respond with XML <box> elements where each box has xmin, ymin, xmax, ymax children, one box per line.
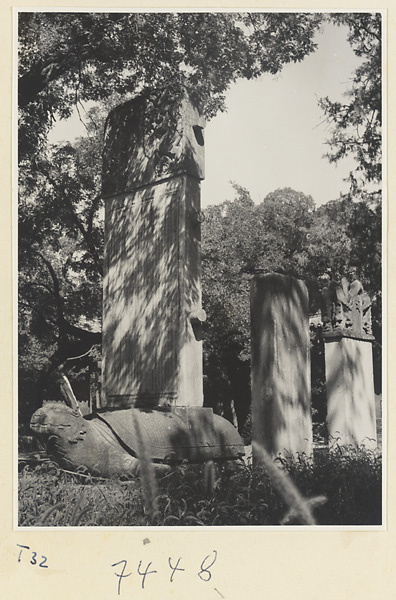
<box><xmin>30</xmin><ymin>402</ymin><xmax>87</xmax><ymax>445</ymax></box>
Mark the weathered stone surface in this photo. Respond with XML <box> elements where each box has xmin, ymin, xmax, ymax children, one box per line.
<box><xmin>30</xmin><ymin>403</ymin><xmax>244</xmax><ymax>476</ymax></box>
<box><xmin>319</xmin><ymin>269</ymin><xmax>378</xmax><ymax>449</ymax></box>
<box><xmin>102</xmin><ymin>89</ymin><xmax>206</xmax><ymax>409</ymax></box>
<box><xmin>102</xmin><ymin>87</ymin><xmax>205</xmax><ymax>196</ymax></box>
<box><xmin>30</xmin><ymin>402</ymin><xmax>140</xmax><ymax>477</ymax></box>
<box><xmin>325</xmin><ymin>337</ymin><xmax>377</xmax><ymax>450</ymax></box>
<box><xmin>318</xmin><ymin>268</ymin><xmax>374</xmax><ymax>339</ymax></box>
<box><xmin>99</xmin><ymin>406</ymin><xmax>244</xmax><ymax>462</ymax></box>
<box><xmin>250</xmin><ymin>274</ymin><xmax>312</xmax><ymax>459</ymax></box>
<box><xmin>30</xmin><ymin>88</ymin><xmax>245</xmax><ymax>476</ymax></box>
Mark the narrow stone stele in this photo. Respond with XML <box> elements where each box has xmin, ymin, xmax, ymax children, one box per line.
<box><xmin>250</xmin><ymin>273</ymin><xmax>313</xmax><ymax>461</ymax></box>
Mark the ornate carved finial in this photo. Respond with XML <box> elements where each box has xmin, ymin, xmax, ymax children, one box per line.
<box><xmin>317</xmin><ymin>270</ymin><xmax>333</xmax><ymax>333</ymax></box>
<box><xmin>318</xmin><ymin>268</ymin><xmax>373</xmax><ymax>339</ymax></box>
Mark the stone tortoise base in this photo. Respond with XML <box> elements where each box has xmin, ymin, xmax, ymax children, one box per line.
<box><xmin>30</xmin><ymin>402</ymin><xmax>244</xmax><ymax>478</ymax></box>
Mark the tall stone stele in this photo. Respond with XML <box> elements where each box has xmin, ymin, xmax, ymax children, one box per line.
<box><xmin>319</xmin><ymin>269</ymin><xmax>377</xmax><ymax>449</ymax></box>
<box><xmin>100</xmin><ymin>86</ymin><xmax>243</xmax><ymax>463</ymax></box>
<box><xmin>101</xmin><ymin>87</ymin><xmax>207</xmax><ymax>410</ymax></box>
<box><xmin>250</xmin><ymin>274</ymin><xmax>313</xmax><ymax>460</ymax></box>
<box><xmin>29</xmin><ymin>87</ymin><xmax>243</xmax><ymax>475</ymax></box>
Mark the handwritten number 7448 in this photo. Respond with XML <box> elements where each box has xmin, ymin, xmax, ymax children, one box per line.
<box><xmin>112</xmin><ymin>551</ymin><xmax>218</xmax><ymax>594</ymax></box>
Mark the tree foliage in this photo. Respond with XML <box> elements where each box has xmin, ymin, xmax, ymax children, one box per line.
<box><xmin>319</xmin><ymin>12</ymin><xmax>382</xmax><ymax>199</ymax></box>
<box><xmin>201</xmin><ymin>185</ymin><xmax>382</xmax><ymax>432</ymax></box>
<box><xmin>19</xmin><ymin>12</ymin><xmax>322</xmax><ymax>168</ymax></box>
<box><xmin>18</xmin><ymin>112</ymin><xmax>104</xmax><ymax>419</ymax></box>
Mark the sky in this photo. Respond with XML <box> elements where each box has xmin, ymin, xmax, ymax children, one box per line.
<box><xmin>49</xmin><ymin>21</ymin><xmax>362</xmax><ymax>209</ymax></box>
<box><xmin>202</xmin><ymin>22</ymin><xmax>361</xmax><ymax>208</ymax></box>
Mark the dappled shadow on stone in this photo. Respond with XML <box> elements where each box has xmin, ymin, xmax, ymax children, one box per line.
<box><xmin>320</xmin><ymin>272</ymin><xmax>377</xmax><ymax>449</ymax></box>
<box><xmin>101</xmin><ymin>88</ymin><xmax>206</xmax><ymax>410</ymax></box>
<box><xmin>250</xmin><ymin>274</ymin><xmax>312</xmax><ymax>459</ymax></box>
<box><xmin>30</xmin><ymin>87</ymin><xmax>245</xmax><ymax>476</ymax></box>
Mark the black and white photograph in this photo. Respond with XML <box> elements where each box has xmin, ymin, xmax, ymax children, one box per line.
<box><xmin>16</xmin><ymin>9</ymin><xmax>384</xmax><ymax>530</ymax></box>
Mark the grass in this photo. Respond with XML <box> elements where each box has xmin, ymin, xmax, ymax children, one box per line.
<box><xmin>18</xmin><ymin>445</ymin><xmax>382</xmax><ymax>527</ymax></box>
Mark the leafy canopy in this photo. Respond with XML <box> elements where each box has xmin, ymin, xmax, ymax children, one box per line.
<box><xmin>319</xmin><ymin>13</ymin><xmax>382</xmax><ymax>200</ymax></box>
<box><xmin>201</xmin><ymin>185</ymin><xmax>382</xmax><ymax>430</ymax></box>
<box><xmin>19</xmin><ymin>12</ymin><xmax>322</xmax><ymax>167</ymax></box>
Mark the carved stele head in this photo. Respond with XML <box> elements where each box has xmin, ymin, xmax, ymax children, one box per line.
<box><xmin>102</xmin><ymin>86</ymin><xmax>206</xmax><ymax>197</ymax></box>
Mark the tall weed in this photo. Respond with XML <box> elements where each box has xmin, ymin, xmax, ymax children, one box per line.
<box><xmin>18</xmin><ymin>446</ymin><xmax>382</xmax><ymax>527</ymax></box>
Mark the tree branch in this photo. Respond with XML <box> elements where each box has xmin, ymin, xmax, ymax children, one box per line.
<box><xmin>35</xmin><ymin>251</ymin><xmax>65</xmax><ymax>328</ymax></box>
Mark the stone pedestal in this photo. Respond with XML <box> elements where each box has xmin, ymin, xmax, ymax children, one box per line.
<box><xmin>324</xmin><ymin>335</ymin><xmax>377</xmax><ymax>449</ymax></box>
<box><xmin>318</xmin><ymin>269</ymin><xmax>377</xmax><ymax>450</ymax></box>
<box><xmin>250</xmin><ymin>274</ymin><xmax>312</xmax><ymax>460</ymax></box>
<box><xmin>101</xmin><ymin>88</ymin><xmax>206</xmax><ymax>410</ymax></box>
